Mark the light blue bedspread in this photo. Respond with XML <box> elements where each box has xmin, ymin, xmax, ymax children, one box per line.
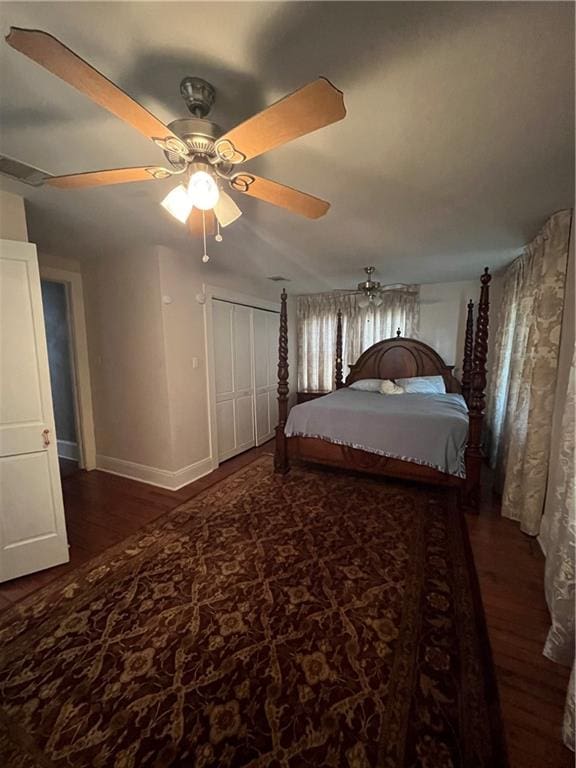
<box><xmin>285</xmin><ymin>388</ymin><xmax>469</xmax><ymax>478</ymax></box>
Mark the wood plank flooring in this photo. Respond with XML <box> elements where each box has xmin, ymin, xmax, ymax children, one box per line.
<box><xmin>1</xmin><ymin>446</ymin><xmax>572</xmax><ymax>767</ymax></box>
<box><xmin>467</xmin><ymin>490</ymin><xmax>573</xmax><ymax>768</ymax></box>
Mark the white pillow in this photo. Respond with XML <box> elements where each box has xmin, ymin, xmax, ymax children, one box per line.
<box><xmin>379</xmin><ymin>379</ymin><xmax>404</xmax><ymax>395</ymax></box>
<box><xmin>395</xmin><ymin>375</ymin><xmax>446</xmax><ymax>394</ymax></box>
<box><xmin>349</xmin><ymin>378</ymin><xmax>385</xmax><ymax>392</ymax></box>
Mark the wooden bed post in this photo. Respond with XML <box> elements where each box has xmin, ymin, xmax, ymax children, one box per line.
<box><xmin>274</xmin><ymin>289</ymin><xmax>290</xmax><ymax>474</ymax></box>
<box><xmin>465</xmin><ymin>268</ymin><xmax>491</xmax><ymax>509</ymax></box>
<box><xmin>335</xmin><ymin>309</ymin><xmax>344</xmax><ymax>389</ymax></box>
<box><xmin>461</xmin><ymin>299</ymin><xmax>475</xmax><ymax>406</ymax></box>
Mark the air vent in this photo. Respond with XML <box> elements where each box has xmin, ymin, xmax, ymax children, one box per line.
<box><xmin>0</xmin><ymin>155</ymin><xmax>50</xmax><ymax>186</ymax></box>
<box><xmin>267</xmin><ymin>275</ymin><xmax>291</xmax><ymax>282</ymax></box>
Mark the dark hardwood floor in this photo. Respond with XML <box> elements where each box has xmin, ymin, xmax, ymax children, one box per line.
<box><xmin>1</xmin><ymin>445</ymin><xmax>572</xmax><ymax>767</ymax></box>
<box><xmin>58</xmin><ymin>456</ymin><xmax>79</xmax><ymax>479</ymax></box>
<box><xmin>467</xmin><ymin>503</ymin><xmax>573</xmax><ymax>767</ymax></box>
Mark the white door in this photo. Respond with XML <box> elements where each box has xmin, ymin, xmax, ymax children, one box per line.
<box><xmin>213</xmin><ymin>300</ymin><xmax>255</xmax><ymax>462</ymax></box>
<box><xmin>253</xmin><ymin>308</ymin><xmax>279</xmax><ymax>445</ymax></box>
<box><xmin>0</xmin><ymin>240</ymin><xmax>69</xmax><ymax>582</ymax></box>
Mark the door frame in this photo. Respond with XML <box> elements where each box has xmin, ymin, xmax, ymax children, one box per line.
<box><xmin>39</xmin><ymin>266</ymin><xmax>96</xmax><ymax>470</ymax></box>
<box><xmin>202</xmin><ymin>284</ymin><xmax>279</xmax><ymax>470</ymax></box>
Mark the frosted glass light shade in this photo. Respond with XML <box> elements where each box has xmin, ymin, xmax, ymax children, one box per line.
<box><xmin>373</xmin><ymin>295</ymin><xmax>383</xmax><ymax>307</ymax></box>
<box><xmin>188</xmin><ymin>171</ymin><xmax>219</xmax><ymax>210</ymax></box>
<box><xmin>357</xmin><ymin>296</ymin><xmax>370</xmax><ymax>309</ymax></box>
<box><xmin>214</xmin><ymin>191</ymin><xmax>242</xmax><ymax>227</ymax></box>
<box><xmin>161</xmin><ymin>185</ymin><xmax>193</xmax><ymax>223</ymax></box>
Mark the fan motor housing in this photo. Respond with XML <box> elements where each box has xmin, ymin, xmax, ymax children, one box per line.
<box><xmin>180</xmin><ymin>77</ymin><xmax>215</xmax><ymax>118</ymax></box>
<box><xmin>164</xmin><ymin>117</ymin><xmax>224</xmax><ymax>168</ymax></box>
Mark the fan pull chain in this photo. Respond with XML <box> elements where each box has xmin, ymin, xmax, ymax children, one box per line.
<box><xmin>215</xmin><ymin>219</ymin><xmax>223</xmax><ymax>243</ymax></box>
<box><xmin>202</xmin><ymin>210</ymin><xmax>209</xmax><ymax>263</ymax></box>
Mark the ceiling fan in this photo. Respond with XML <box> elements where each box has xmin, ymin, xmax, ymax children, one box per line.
<box><xmin>341</xmin><ymin>267</ymin><xmax>417</xmax><ymax>308</ymax></box>
<box><xmin>5</xmin><ymin>28</ymin><xmax>346</xmax><ymax>260</ymax></box>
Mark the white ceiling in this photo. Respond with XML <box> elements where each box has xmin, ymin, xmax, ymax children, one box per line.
<box><xmin>0</xmin><ymin>1</ymin><xmax>573</xmax><ymax>293</ymax></box>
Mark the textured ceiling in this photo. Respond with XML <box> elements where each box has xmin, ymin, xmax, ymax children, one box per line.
<box><xmin>0</xmin><ymin>1</ymin><xmax>573</xmax><ymax>292</ymax></box>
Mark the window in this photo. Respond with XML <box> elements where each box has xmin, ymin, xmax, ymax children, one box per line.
<box><xmin>297</xmin><ymin>288</ymin><xmax>420</xmax><ymax>391</ymax></box>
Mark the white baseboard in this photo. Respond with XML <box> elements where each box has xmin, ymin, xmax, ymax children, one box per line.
<box><xmin>95</xmin><ymin>454</ymin><xmax>216</xmax><ymax>491</ymax></box>
<box><xmin>58</xmin><ymin>440</ymin><xmax>79</xmax><ymax>461</ymax></box>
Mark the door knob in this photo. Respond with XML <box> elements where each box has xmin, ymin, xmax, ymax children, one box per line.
<box><xmin>42</xmin><ymin>428</ymin><xmax>51</xmax><ymax>447</ymax></box>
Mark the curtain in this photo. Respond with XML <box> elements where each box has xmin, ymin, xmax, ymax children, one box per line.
<box><xmin>486</xmin><ymin>209</ymin><xmax>574</xmax><ymax>750</ymax></box>
<box><xmin>485</xmin><ymin>209</ymin><xmax>572</xmax><ymax>533</ymax></box>
<box><xmin>539</xmin><ymin>351</ymin><xmax>575</xmax><ymax>750</ymax></box>
<box><xmin>484</xmin><ymin>255</ymin><xmax>535</xmax><ymax>486</ymax></box>
<box><xmin>297</xmin><ymin>288</ymin><xmax>420</xmax><ymax>392</ymax></box>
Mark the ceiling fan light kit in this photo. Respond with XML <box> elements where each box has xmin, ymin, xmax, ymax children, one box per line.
<box><xmin>160</xmin><ymin>184</ymin><xmax>193</xmax><ymax>224</ymax></box>
<box><xmin>213</xmin><ymin>191</ymin><xmax>242</xmax><ymax>228</ymax></box>
<box><xmin>5</xmin><ymin>27</ymin><xmax>347</xmax><ymax>264</ymax></box>
<box><xmin>187</xmin><ymin>167</ymin><xmax>219</xmax><ymax>211</ymax></box>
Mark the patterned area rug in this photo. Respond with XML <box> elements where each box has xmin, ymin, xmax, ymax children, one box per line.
<box><xmin>0</xmin><ymin>457</ymin><xmax>506</xmax><ymax>768</ymax></box>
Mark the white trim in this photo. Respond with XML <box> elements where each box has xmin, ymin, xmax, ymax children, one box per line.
<box><xmin>57</xmin><ymin>439</ymin><xmax>79</xmax><ymax>461</ymax></box>
<box><xmin>203</xmin><ymin>284</ymin><xmax>280</xmax><ymax>468</ymax></box>
<box><xmin>96</xmin><ymin>454</ymin><xmax>214</xmax><ymax>491</ymax></box>
<box><xmin>39</xmin><ymin>266</ymin><xmax>97</xmax><ymax>470</ymax></box>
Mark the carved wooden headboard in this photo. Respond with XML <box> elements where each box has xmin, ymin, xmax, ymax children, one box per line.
<box><xmin>344</xmin><ymin>336</ymin><xmax>461</xmax><ymax>394</ymax></box>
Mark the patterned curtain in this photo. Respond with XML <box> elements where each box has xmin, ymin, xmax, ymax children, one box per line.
<box><xmin>485</xmin><ymin>209</ymin><xmax>572</xmax><ymax>533</ymax></box>
<box><xmin>484</xmin><ymin>256</ymin><xmax>534</xmax><ymax>486</ymax></box>
<box><xmin>486</xmin><ymin>209</ymin><xmax>574</xmax><ymax>750</ymax></box>
<box><xmin>297</xmin><ymin>287</ymin><xmax>420</xmax><ymax>392</ymax></box>
<box><xmin>539</xmin><ymin>350</ymin><xmax>575</xmax><ymax>750</ymax></box>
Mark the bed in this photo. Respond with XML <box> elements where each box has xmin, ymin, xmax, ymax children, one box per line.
<box><xmin>274</xmin><ymin>268</ymin><xmax>491</xmax><ymax>509</ymax></box>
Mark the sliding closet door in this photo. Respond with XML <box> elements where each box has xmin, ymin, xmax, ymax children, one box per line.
<box><xmin>213</xmin><ymin>301</ymin><xmax>255</xmax><ymax>462</ymax></box>
<box><xmin>253</xmin><ymin>308</ymin><xmax>279</xmax><ymax>445</ymax></box>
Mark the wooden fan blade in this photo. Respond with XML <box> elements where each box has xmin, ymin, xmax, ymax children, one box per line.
<box><xmin>46</xmin><ymin>166</ymin><xmax>174</xmax><ymax>189</ymax></box>
<box><xmin>215</xmin><ymin>77</ymin><xmax>345</xmax><ymax>164</ymax></box>
<box><xmin>230</xmin><ymin>174</ymin><xmax>330</xmax><ymax>219</ymax></box>
<box><xmin>6</xmin><ymin>28</ymin><xmax>188</xmax><ymax>156</ymax></box>
<box><xmin>187</xmin><ymin>209</ymin><xmax>216</xmax><ymax>237</ymax></box>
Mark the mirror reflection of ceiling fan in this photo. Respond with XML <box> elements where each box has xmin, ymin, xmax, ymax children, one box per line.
<box><xmin>5</xmin><ymin>28</ymin><xmax>346</xmax><ymax>260</ymax></box>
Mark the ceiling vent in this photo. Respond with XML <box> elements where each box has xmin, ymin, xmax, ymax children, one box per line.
<box><xmin>267</xmin><ymin>275</ymin><xmax>290</xmax><ymax>282</ymax></box>
<box><xmin>0</xmin><ymin>155</ymin><xmax>49</xmax><ymax>186</ymax></box>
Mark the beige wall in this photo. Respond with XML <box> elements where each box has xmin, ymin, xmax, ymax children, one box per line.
<box><xmin>83</xmin><ymin>247</ymin><xmax>173</xmax><ymax>470</ymax></box>
<box><xmin>0</xmin><ymin>191</ymin><xmax>82</xmax><ymax>273</ymax></box>
<box><xmin>420</xmin><ymin>279</ymin><xmax>481</xmax><ymax>375</ymax></box>
<box><xmin>157</xmin><ymin>246</ymin><xmax>290</xmax><ymax>470</ymax></box>
<box><xmin>420</xmin><ymin>275</ymin><xmax>504</xmax><ymax>390</ymax></box>
<box><xmin>37</xmin><ymin>251</ymin><xmax>82</xmax><ymax>273</ymax></box>
<box><xmin>0</xmin><ymin>190</ymin><xmax>28</xmax><ymax>241</ymax></box>
<box><xmin>81</xmin><ymin>243</ymin><xmax>292</xmax><ymax>480</ymax></box>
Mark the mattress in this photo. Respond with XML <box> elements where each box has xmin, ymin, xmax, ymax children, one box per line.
<box><xmin>284</xmin><ymin>387</ymin><xmax>469</xmax><ymax>477</ymax></box>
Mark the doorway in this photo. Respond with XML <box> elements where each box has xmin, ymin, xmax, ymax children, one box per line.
<box><xmin>38</xmin><ymin>265</ymin><xmax>97</xmax><ymax>473</ymax></box>
<box><xmin>41</xmin><ymin>280</ymin><xmax>81</xmax><ymax>478</ymax></box>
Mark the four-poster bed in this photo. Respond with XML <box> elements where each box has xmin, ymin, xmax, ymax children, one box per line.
<box><xmin>274</xmin><ymin>268</ymin><xmax>491</xmax><ymax>509</ymax></box>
